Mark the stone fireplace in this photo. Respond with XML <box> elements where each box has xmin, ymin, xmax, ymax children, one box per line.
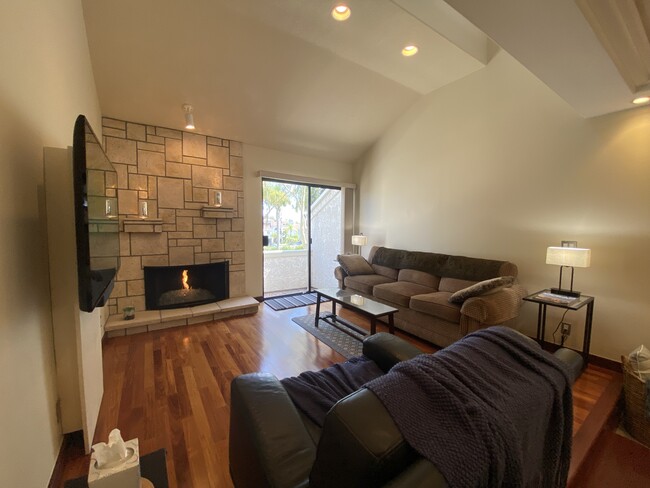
<box><xmin>102</xmin><ymin>117</ymin><xmax>245</xmax><ymax>315</ymax></box>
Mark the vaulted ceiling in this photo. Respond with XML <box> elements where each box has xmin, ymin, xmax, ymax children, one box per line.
<box><xmin>81</xmin><ymin>0</ymin><xmax>649</xmax><ymax>163</ymax></box>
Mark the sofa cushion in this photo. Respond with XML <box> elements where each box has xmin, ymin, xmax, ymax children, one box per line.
<box><xmin>344</xmin><ymin>274</ymin><xmax>394</xmax><ymax>295</ymax></box>
<box><xmin>448</xmin><ymin>276</ymin><xmax>515</xmax><ymax>304</ymax></box>
<box><xmin>438</xmin><ymin>277</ymin><xmax>477</xmax><ymax>293</ymax></box>
<box><xmin>397</xmin><ymin>269</ymin><xmax>440</xmax><ymax>289</ymax></box>
<box><xmin>372</xmin><ymin>246</ymin><xmax>518</xmax><ymax>281</ymax></box>
<box><xmin>373</xmin><ymin>282</ymin><xmax>436</xmax><ymax>308</ymax></box>
<box><xmin>410</xmin><ymin>292</ymin><xmax>461</xmax><ymax>323</ymax></box>
<box><xmin>372</xmin><ymin>264</ymin><xmax>399</xmax><ymax>280</ymax></box>
<box><xmin>337</xmin><ymin>254</ymin><xmax>374</xmax><ymax>276</ymax></box>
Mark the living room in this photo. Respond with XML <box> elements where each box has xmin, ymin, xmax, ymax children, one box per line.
<box><xmin>2</xmin><ymin>1</ymin><xmax>650</xmax><ymax>487</ymax></box>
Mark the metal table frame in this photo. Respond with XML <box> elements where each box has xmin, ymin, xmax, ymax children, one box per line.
<box><xmin>523</xmin><ymin>289</ymin><xmax>595</xmax><ymax>365</ymax></box>
<box><xmin>315</xmin><ymin>289</ymin><xmax>396</xmax><ymax>340</ymax></box>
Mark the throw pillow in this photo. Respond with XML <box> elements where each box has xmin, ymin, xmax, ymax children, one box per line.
<box><xmin>337</xmin><ymin>254</ymin><xmax>374</xmax><ymax>276</ymax></box>
<box><xmin>448</xmin><ymin>276</ymin><xmax>515</xmax><ymax>304</ymax></box>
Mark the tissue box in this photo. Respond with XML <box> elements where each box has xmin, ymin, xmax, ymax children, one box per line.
<box><xmin>88</xmin><ymin>438</ymin><xmax>140</xmax><ymax>488</ymax></box>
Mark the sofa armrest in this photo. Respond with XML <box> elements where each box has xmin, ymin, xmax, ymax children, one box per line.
<box><xmin>553</xmin><ymin>347</ymin><xmax>584</xmax><ymax>383</ymax></box>
<box><xmin>460</xmin><ymin>284</ymin><xmax>528</xmax><ymax>324</ymax></box>
<box><xmin>309</xmin><ymin>388</ymin><xmax>421</xmax><ymax>488</ymax></box>
<box><xmin>230</xmin><ymin>373</ymin><xmax>315</xmax><ymax>488</ymax></box>
<box><xmin>363</xmin><ymin>333</ymin><xmax>423</xmax><ymax>373</ymax></box>
<box><xmin>334</xmin><ymin>265</ymin><xmax>348</xmax><ymax>289</ymax></box>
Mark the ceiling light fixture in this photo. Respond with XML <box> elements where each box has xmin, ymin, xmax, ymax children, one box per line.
<box><xmin>402</xmin><ymin>45</ymin><xmax>419</xmax><ymax>57</ymax></box>
<box><xmin>183</xmin><ymin>104</ymin><xmax>195</xmax><ymax>130</ymax></box>
<box><xmin>331</xmin><ymin>4</ymin><xmax>351</xmax><ymax>21</ymax></box>
<box><xmin>632</xmin><ymin>96</ymin><xmax>650</xmax><ymax>105</ymax></box>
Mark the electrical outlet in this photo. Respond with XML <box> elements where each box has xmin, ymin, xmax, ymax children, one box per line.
<box><xmin>561</xmin><ymin>322</ymin><xmax>571</xmax><ymax>335</ymax></box>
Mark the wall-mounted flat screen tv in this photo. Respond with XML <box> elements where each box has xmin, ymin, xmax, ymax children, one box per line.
<box><xmin>73</xmin><ymin>115</ymin><xmax>120</xmax><ymax>312</ymax></box>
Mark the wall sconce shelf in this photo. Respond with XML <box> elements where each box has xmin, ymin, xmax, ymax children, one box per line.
<box><xmin>123</xmin><ymin>218</ymin><xmax>163</xmax><ymax>233</ymax></box>
<box><xmin>201</xmin><ymin>207</ymin><xmax>235</xmax><ymax>219</ymax></box>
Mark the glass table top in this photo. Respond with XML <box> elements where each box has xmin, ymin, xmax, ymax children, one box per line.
<box><xmin>524</xmin><ymin>289</ymin><xmax>594</xmax><ymax>310</ymax></box>
<box><xmin>316</xmin><ymin>288</ymin><xmax>398</xmax><ymax>316</ymax></box>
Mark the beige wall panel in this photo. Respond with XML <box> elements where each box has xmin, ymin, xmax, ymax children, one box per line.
<box><xmin>0</xmin><ymin>0</ymin><xmax>102</xmax><ymax>485</ymax></box>
<box><xmin>357</xmin><ymin>51</ymin><xmax>650</xmax><ymax>361</ymax></box>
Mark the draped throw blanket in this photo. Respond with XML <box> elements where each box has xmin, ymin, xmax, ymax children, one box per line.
<box><xmin>281</xmin><ymin>356</ymin><xmax>384</xmax><ymax>427</ymax></box>
<box><xmin>365</xmin><ymin>326</ymin><xmax>573</xmax><ymax>488</ymax></box>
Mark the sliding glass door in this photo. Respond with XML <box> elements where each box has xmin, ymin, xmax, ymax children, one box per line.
<box><xmin>309</xmin><ymin>186</ymin><xmax>342</xmax><ymax>289</ymax></box>
<box><xmin>262</xmin><ymin>179</ymin><xmax>342</xmax><ymax>297</ymax></box>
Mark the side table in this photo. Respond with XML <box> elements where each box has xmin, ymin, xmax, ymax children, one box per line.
<box><xmin>64</xmin><ymin>448</ymin><xmax>168</xmax><ymax>488</ymax></box>
<box><xmin>523</xmin><ymin>289</ymin><xmax>595</xmax><ymax>366</ymax></box>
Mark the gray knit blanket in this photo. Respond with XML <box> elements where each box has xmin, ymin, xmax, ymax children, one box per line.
<box><xmin>281</xmin><ymin>356</ymin><xmax>384</xmax><ymax>427</ymax></box>
<box><xmin>365</xmin><ymin>327</ymin><xmax>573</xmax><ymax>488</ymax></box>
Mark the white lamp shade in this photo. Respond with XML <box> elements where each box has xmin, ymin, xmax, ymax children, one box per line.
<box><xmin>351</xmin><ymin>235</ymin><xmax>368</xmax><ymax>246</ymax></box>
<box><xmin>546</xmin><ymin>247</ymin><xmax>591</xmax><ymax>268</ymax></box>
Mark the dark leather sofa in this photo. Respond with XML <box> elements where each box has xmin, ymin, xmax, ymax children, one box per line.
<box><xmin>229</xmin><ymin>333</ymin><xmax>583</xmax><ymax>488</ymax></box>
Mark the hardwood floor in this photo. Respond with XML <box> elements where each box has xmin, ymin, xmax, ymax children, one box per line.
<box><xmin>57</xmin><ymin>304</ymin><xmax>634</xmax><ymax>487</ymax></box>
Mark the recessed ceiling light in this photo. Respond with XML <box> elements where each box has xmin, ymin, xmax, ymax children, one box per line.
<box><xmin>402</xmin><ymin>45</ymin><xmax>419</xmax><ymax>57</ymax></box>
<box><xmin>632</xmin><ymin>96</ymin><xmax>650</xmax><ymax>105</ymax></box>
<box><xmin>331</xmin><ymin>4</ymin><xmax>351</xmax><ymax>21</ymax></box>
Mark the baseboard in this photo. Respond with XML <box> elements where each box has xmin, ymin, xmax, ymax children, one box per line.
<box><xmin>48</xmin><ymin>430</ymin><xmax>84</xmax><ymax>488</ymax></box>
<box><xmin>587</xmin><ymin>354</ymin><xmax>621</xmax><ymax>372</ymax></box>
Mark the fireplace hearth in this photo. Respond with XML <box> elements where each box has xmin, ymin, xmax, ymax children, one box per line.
<box><xmin>144</xmin><ymin>262</ymin><xmax>229</xmax><ymax>310</ymax></box>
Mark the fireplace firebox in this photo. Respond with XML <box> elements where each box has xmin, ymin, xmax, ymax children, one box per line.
<box><xmin>144</xmin><ymin>262</ymin><xmax>229</xmax><ymax>310</ymax></box>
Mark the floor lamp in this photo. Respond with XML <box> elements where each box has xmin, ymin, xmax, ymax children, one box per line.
<box><xmin>351</xmin><ymin>234</ymin><xmax>368</xmax><ymax>255</ymax></box>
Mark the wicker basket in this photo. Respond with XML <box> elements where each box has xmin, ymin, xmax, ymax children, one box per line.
<box><xmin>621</xmin><ymin>355</ymin><xmax>650</xmax><ymax>447</ymax></box>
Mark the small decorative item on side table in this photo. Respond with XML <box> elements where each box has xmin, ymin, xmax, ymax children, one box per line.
<box><xmin>88</xmin><ymin>430</ymin><xmax>140</xmax><ymax>488</ymax></box>
<box><xmin>523</xmin><ymin>289</ymin><xmax>595</xmax><ymax>366</ymax></box>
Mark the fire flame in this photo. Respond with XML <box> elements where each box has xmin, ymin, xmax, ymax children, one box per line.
<box><xmin>182</xmin><ymin>269</ymin><xmax>190</xmax><ymax>290</ymax></box>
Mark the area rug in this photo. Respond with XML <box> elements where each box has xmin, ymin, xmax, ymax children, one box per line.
<box><xmin>265</xmin><ymin>292</ymin><xmax>328</xmax><ymax>311</ymax></box>
<box><xmin>291</xmin><ymin>312</ymin><xmax>364</xmax><ymax>358</ymax></box>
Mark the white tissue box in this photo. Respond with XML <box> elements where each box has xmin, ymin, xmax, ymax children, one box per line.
<box><xmin>88</xmin><ymin>438</ymin><xmax>140</xmax><ymax>488</ymax></box>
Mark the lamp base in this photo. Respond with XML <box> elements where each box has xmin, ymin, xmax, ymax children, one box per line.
<box><xmin>550</xmin><ymin>287</ymin><xmax>581</xmax><ymax>298</ymax></box>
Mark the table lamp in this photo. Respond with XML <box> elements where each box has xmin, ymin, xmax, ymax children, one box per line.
<box><xmin>546</xmin><ymin>246</ymin><xmax>591</xmax><ymax>297</ymax></box>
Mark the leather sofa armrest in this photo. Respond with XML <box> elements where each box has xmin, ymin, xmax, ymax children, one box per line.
<box><xmin>309</xmin><ymin>388</ymin><xmax>421</xmax><ymax>488</ymax></box>
<box><xmin>362</xmin><ymin>333</ymin><xmax>423</xmax><ymax>373</ymax></box>
<box><xmin>553</xmin><ymin>347</ymin><xmax>584</xmax><ymax>383</ymax></box>
<box><xmin>334</xmin><ymin>266</ymin><xmax>347</xmax><ymax>289</ymax></box>
<box><xmin>230</xmin><ymin>373</ymin><xmax>315</xmax><ymax>488</ymax></box>
<box><xmin>460</xmin><ymin>284</ymin><xmax>528</xmax><ymax>324</ymax></box>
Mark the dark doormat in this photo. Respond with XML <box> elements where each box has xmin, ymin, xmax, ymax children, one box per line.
<box><xmin>291</xmin><ymin>313</ymin><xmax>363</xmax><ymax>359</ymax></box>
<box><xmin>265</xmin><ymin>292</ymin><xmax>328</xmax><ymax>311</ymax></box>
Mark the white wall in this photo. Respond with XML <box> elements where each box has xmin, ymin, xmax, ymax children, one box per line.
<box><xmin>357</xmin><ymin>50</ymin><xmax>650</xmax><ymax>361</ymax></box>
<box><xmin>243</xmin><ymin>144</ymin><xmax>354</xmax><ymax>297</ymax></box>
<box><xmin>0</xmin><ymin>0</ymin><xmax>101</xmax><ymax>486</ymax></box>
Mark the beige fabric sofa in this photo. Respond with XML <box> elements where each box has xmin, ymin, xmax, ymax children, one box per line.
<box><xmin>334</xmin><ymin>246</ymin><xmax>527</xmax><ymax>347</ymax></box>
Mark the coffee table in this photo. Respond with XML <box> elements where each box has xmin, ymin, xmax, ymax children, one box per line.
<box><xmin>314</xmin><ymin>288</ymin><xmax>397</xmax><ymax>340</ymax></box>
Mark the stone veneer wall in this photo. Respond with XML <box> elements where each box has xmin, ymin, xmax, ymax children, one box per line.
<box><xmin>102</xmin><ymin>117</ymin><xmax>245</xmax><ymax>315</ymax></box>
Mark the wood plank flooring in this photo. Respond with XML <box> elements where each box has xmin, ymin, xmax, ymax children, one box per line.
<box><xmin>57</xmin><ymin>303</ymin><xmax>627</xmax><ymax>487</ymax></box>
